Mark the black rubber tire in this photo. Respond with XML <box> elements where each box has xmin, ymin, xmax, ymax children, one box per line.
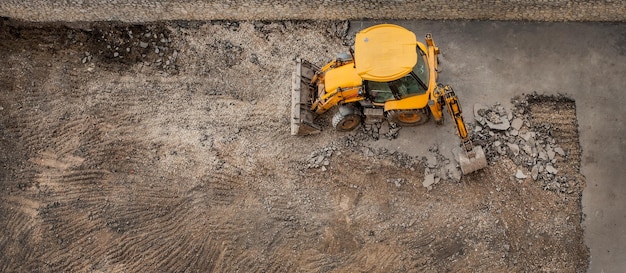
<box><xmin>387</xmin><ymin>108</ymin><xmax>430</xmax><ymax>126</ymax></box>
<box><xmin>332</xmin><ymin>111</ymin><xmax>362</xmax><ymax>132</ymax></box>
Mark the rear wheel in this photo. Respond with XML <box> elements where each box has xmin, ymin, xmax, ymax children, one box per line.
<box><xmin>387</xmin><ymin>108</ymin><xmax>430</xmax><ymax>126</ymax></box>
<box><xmin>332</xmin><ymin>111</ymin><xmax>362</xmax><ymax>132</ymax></box>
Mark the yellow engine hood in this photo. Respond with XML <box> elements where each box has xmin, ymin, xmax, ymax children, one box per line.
<box><xmin>324</xmin><ymin>64</ymin><xmax>363</xmax><ymax>92</ymax></box>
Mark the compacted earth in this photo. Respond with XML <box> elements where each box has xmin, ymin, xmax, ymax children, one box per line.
<box><xmin>0</xmin><ymin>19</ymin><xmax>588</xmax><ymax>272</ymax></box>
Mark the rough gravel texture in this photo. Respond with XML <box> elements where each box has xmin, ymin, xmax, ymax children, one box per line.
<box><xmin>0</xmin><ymin>19</ymin><xmax>588</xmax><ymax>272</ymax></box>
<box><xmin>2</xmin><ymin>1</ymin><xmax>626</xmax><ymax>22</ymax></box>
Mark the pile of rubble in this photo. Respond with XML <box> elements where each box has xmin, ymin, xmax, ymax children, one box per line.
<box><xmin>471</xmin><ymin>95</ymin><xmax>576</xmax><ymax>193</ymax></box>
<box><xmin>303</xmin><ymin>95</ymin><xmax>577</xmax><ymax>193</ymax></box>
<box><xmin>66</xmin><ymin>23</ymin><xmax>178</xmax><ymax>71</ymax></box>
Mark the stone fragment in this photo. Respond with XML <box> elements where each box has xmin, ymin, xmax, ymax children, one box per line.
<box><xmin>511</xmin><ymin>118</ymin><xmax>523</xmax><ymax>130</ymax></box>
<box><xmin>546</xmin><ymin>165</ymin><xmax>558</xmax><ymax>174</ymax></box>
<box><xmin>515</xmin><ymin>170</ymin><xmax>527</xmax><ymax>179</ymax></box>
<box><xmin>554</xmin><ymin>147</ymin><xmax>566</xmax><ymax>157</ymax></box>
<box><xmin>507</xmin><ymin>143</ymin><xmax>520</xmax><ymax>156</ymax></box>
<box><xmin>140</xmin><ymin>41</ymin><xmax>149</xmax><ymax>48</ymax></box>
<box><xmin>547</xmin><ymin>149</ymin><xmax>556</xmax><ymax>161</ymax></box>
<box><xmin>521</xmin><ymin>131</ymin><xmax>536</xmax><ymax>142</ymax></box>
<box><xmin>510</xmin><ymin>129</ymin><xmax>519</xmax><ymax>136</ymax></box>
<box><xmin>474</xmin><ymin>103</ymin><xmax>489</xmax><ymax>124</ymax></box>
<box><xmin>423</xmin><ymin>174</ymin><xmax>436</xmax><ymax>188</ymax></box>
<box><xmin>531</xmin><ymin>166</ymin><xmax>539</xmax><ymax>180</ymax></box>
<box><xmin>426</xmin><ymin>155</ymin><xmax>438</xmax><ymax>168</ymax></box>
<box><xmin>314</xmin><ymin>155</ymin><xmax>324</xmax><ymax>165</ymax></box>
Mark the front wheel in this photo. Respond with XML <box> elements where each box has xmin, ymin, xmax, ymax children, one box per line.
<box><xmin>387</xmin><ymin>108</ymin><xmax>430</xmax><ymax>126</ymax></box>
<box><xmin>332</xmin><ymin>111</ymin><xmax>362</xmax><ymax>132</ymax></box>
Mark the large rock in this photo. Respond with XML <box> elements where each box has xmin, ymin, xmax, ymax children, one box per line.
<box><xmin>474</xmin><ymin>103</ymin><xmax>489</xmax><ymax>125</ymax></box>
<box><xmin>423</xmin><ymin>173</ymin><xmax>436</xmax><ymax>189</ymax></box>
<box><xmin>515</xmin><ymin>169</ymin><xmax>527</xmax><ymax>179</ymax></box>
<box><xmin>554</xmin><ymin>147</ymin><xmax>566</xmax><ymax>157</ymax></box>
<box><xmin>531</xmin><ymin>166</ymin><xmax>539</xmax><ymax>180</ymax></box>
<box><xmin>507</xmin><ymin>143</ymin><xmax>520</xmax><ymax>156</ymax></box>
<box><xmin>511</xmin><ymin>118</ymin><xmax>523</xmax><ymax>131</ymax></box>
<box><xmin>426</xmin><ymin>154</ymin><xmax>438</xmax><ymax>168</ymax></box>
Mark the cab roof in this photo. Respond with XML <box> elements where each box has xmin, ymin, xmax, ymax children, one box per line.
<box><xmin>354</xmin><ymin>24</ymin><xmax>417</xmax><ymax>82</ymax></box>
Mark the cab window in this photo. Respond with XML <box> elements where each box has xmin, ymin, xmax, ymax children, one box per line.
<box><xmin>366</xmin><ymin>81</ymin><xmax>395</xmax><ymax>103</ymax></box>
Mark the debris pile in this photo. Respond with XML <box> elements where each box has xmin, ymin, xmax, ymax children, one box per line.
<box><xmin>66</xmin><ymin>23</ymin><xmax>178</xmax><ymax>71</ymax></box>
<box><xmin>471</xmin><ymin>95</ymin><xmax>578</xmax><ymax>193</ymax></box>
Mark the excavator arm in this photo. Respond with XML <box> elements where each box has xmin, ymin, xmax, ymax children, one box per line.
<box><xmin>432</xmin><ymin>85</ymin><xmax>487</xmax><ymax>174</ymax></box>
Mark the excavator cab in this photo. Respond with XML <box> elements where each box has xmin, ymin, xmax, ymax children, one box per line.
<box><xmin>365</xmin><ymin>71</ymin><xmax>429</xmax><ymax>104</ymax></box>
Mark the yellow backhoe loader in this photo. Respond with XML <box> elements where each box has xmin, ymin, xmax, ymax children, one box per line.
<box><xmin>291</xmin><ymin>24</ymin><xmax>486</xmax><ymax>174</ymax></box>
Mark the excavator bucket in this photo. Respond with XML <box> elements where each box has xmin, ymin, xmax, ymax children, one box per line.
<box><xmin>458</xmin><ymin>145</ymin><xmax>488</xmax><ymax>175</ymax></box>
<box><xmin>291</xmin><ymin>58</ymin><xmax>321</xmax><ymax>135</ymax></box>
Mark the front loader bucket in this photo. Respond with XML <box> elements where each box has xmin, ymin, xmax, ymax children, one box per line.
<box><xmin>458</xmin><ymin>145</ymin><xmax>488</xmax><ymax>175</ymax></box>
<box><xmin>291</xmin><ymin>58</ymin><xmax>321</xmax><ymax>135</ymax></box>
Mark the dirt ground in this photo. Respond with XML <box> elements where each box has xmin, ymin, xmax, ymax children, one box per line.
<box><xmin>0</xmin><ymin>19</ymin><xmax>588</xmax><ymax>272</ymax></box>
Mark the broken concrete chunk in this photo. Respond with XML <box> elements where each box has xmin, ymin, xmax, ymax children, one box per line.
<box><xmin>554</xmin><ymin>147</ymin><xmax>566</xmax><ymax>157</ymax></box>
<box><xmin>507</xmin><ymin>143</ymin><xmax>520</xmax><ymax>156</ymax></box>
<box><xmin>314</xmin><ymin>155</ymin><xmax>325</xmax><ymax>165</ymax></box>
<box><xmin>423</xmin><ymin>173</ymin><xmax>436</xmax><ymax>188</ymax></box>
<box><xmin>546</xmin><ymin>165</ymin><xmax>558</xmax><ymax>174</ymax></box>
<box><xmin>511</xmin><ymin>118</ymin><xmax>523</xmax><ymax>131</ymax></box>
<box><xmin>515</xmin><ymin>170</ymin><xmax>527</xmax><ymax>179</ymax></box>
<box><xmin>521</xmin><ymin>131</ymin><xmax>536</xmax><ymax>142</ymax></box>
<box><xmin>531</xmin><ymin>166</ymin><xmax>539</xmax><ymax>180</ymax></box>
<box><xmin>426</xmin><ymin>154</ymin><xmax>438</xmax><ymax>168</ymax></box>
<box><xmin>474</xmin><ymin>103</ymin><xmax>489</xmax><ymax>124</ymax></box>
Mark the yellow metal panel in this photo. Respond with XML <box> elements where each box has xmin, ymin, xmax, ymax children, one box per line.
<box><xmin>324</xmin><ymin>64</ymin><xmax>362</xmax><ymax>92</ymax></box>
<box><xmin>355</xmin><ymin>24</ymin><xmax>417</xmax><ymax>82</ymax></box>
<box><xmin>384</xmin><ymin>93</ymin><xmax>429</xmax><ymax>111</ymax></box>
